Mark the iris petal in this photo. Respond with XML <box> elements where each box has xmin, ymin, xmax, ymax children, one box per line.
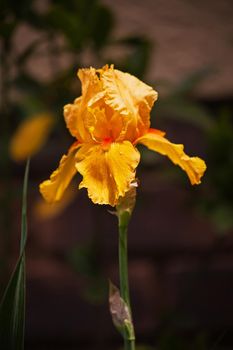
<box><xmin>75</xmin><ymin>141</ymin><xmax>140</xmax><ymax>206</ymax></box>
<box><xmin>102</xmin><ymin>67</ymin><xmax>158</xmax><ymax>140</ymax></box>
<box><xmin>39</xmin><ymin>143</ymin><xmax>80</xmax><ymax>203</ymax></box>
<box><xmin>84</xmin><ymin>106</ymin><xmax>111</xmax><ymax>142</ymax></box>
<box><xmin>136</xmin><ymin>130</ymin><xmax>206</xmax><ymax>185</ymax></box>
<box><xmin>64</xmin><ymin>68</ymin><xmax>102</xmax><ymax>142</ymax></box>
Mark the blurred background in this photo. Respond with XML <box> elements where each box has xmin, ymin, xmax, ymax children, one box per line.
<box><xmin>1</xmin><ymin>0</ymin><xmax>233</xmax><ymax>349</ymax></box>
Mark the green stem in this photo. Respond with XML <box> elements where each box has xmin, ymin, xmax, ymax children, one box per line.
<box><xmin>118</xmin><ymin>211</ymin><xmax>135</xmax><ymax>350</ymax></box>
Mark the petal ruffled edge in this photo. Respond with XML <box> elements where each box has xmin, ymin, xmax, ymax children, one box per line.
<box><xmin>75</xmin><ymin>141</ymin><xmax>140</xmax><ymax>206</ymax></box>
<box><xmin>102</xmin><ymin>67</ymin><xmax>158</xmax><ymax>117</ymax></box>
<box><xmin>39</xmin><ymin>142</ymin><xmax>80</xmax><ymax>203</ymax></box>
<box><xmin>136</xmin><ymin>130</ymin><xmax>206</xmax><ymax>185</ymax></box>
<box><xmin>101</xmin><ymin>67</ymin><xmax>158</xmax><ymax>140</ymax></box>
<box><xmin>63</xmin><ymin>67</ymin><xmax>103</xmax><ymax>142</ymax></box>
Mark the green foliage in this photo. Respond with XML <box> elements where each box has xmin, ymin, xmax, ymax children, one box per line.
<box><xmin>0</xmin><ymin>258</ymin><xmax>26</xmax><ymax>349</ymax></box>
<box><xmin>0</xmin><ymin>159</ymin><xmax>30</xmax><ymax>349</ymax></box>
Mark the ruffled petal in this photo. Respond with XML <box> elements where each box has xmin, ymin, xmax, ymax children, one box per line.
<box><xmin>84</xmin><ymin>106</ymin><xmax>111</xmax><ymax>142</ymax></box>
<box><xmin>75</xmin><ymin>141</ymin><xmax>140</xmax><ymax>206</ymax></box>
<box><xmin>78</xmin><ymin>67</ymin><xmax>102</xmax><ymax>98</ymax></box>
<box><xmin>9</xmin><ymin>113</ymin><xmax>54</xmax><ymax>161</ymax></box>
<box><xmin>39</xmin><ymin>143</ymin><xmax>80</xmax><ymax>203</ymax></box>
<box><xmin>102</xmin><ymin>67</ymin><xmax>158</xmax><ymax>140</ymax></box>
<box><xmin>136</xmin><ymin>130</ymin><xmax>206</xmax><ymax>185</ymax></box>
<box><xmin>64</xmin><ymin>68</ymin><xmax>102</xmax><ymax>142</ymax></box>
<box><xmin>63</xmin><ymin>97</ymin><xmax>83</xmax><ymax>139</ymax></box>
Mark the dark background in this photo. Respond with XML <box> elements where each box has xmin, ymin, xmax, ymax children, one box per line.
<box><xmin>1</xmin><ymin>0</ymin><xmax>233</xmax><ymax>349</ymax></box>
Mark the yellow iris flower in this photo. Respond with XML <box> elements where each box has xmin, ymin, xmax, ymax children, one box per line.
<box><xmin>40</xmin><ymin>65</ymin><xmax>206</xmax><ymax>207</ymax></box>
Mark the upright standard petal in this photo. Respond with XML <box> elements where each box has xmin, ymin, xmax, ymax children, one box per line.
<box><xmin>75</xmin><ymin>141</ymin><xmax>140</xmax><ymax>206</ymax></box>
<box><xmin>136</xmin><ymin>130</ymin><xmax>206</xmax><ymax>185</ymax></box>
<box><xmin>78</xmin><ymin>67</ymin><xmax>101</xmax><ymax>99</ymax></box>
<box><xmin>84</xmin><ymin>106</ymin><xmax>111</xmax><ymax>142</ymax></box>
<box><xmin>64</xmin><ymin>68</ymin><xmax>102</xmax><ymax>142</ymax></box>
<box><xmin>39</xmin><ymin>143</ymin><xmax>80</xmax><ymax>203</ymax></box>
<box><xmin>102</xmin><ymin>67</ymin><xmax>158</xmax><ymax>141</ymax></box>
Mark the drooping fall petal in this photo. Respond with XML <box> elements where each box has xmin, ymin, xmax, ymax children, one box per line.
<box><xmin>102</xmin><ymin>67</ymin><xmax>158</xmax><ymax>140</ymax></box>
<box><xmin>75</xmin><ymin>141</ymin><xmax>140</xmax><ymax>206</ymax></box>
<box><xmin>9</xmin><ymin>113</ymin><xmax>54</xmax><ymax>161</ymax></box>
<box><xmin>39</xmin><ymin>143</ymin><xmax>80</xmax><ymax>203</ymax></box>
<box><xmin>136</xmin><ymin>130</ymin><xmax>206</xmax><ymax>185</ymax></box>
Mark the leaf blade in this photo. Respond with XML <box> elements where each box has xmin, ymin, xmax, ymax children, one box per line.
<box><xmin>0</xmin><ymin>159</ymin><xmax>30</xmax><ymax>349</ymax></box>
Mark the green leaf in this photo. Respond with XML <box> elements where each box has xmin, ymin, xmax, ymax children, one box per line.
<box><xmin>0</xmin><ymin>159</ymin><xmax>30</xmax><ymax>349</ymax></box>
